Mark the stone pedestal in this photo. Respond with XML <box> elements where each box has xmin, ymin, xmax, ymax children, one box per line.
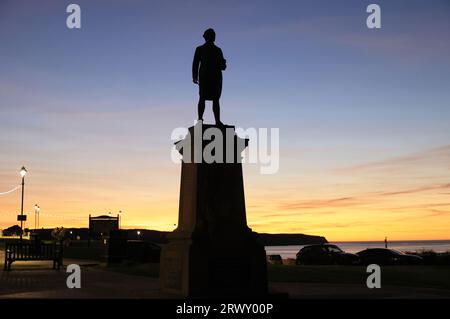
<box><xmin>160</xmin><ymin>123</ymin><xmax>267</xmax><ymax>297</ymax></box>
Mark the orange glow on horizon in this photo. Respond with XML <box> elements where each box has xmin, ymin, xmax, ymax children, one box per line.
<box><xmin>1</xmin><ymin>145</ymin><xmax>450</xmax><ymax>242</ymax></box>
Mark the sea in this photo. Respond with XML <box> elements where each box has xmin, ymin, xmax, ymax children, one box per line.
<box><xmin>265</xmin><ymin>240</ymin><xmax>450</xmax><ymax>259</ymax></box>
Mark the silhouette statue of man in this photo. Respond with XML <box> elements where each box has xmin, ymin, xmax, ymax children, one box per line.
<box><xmin>192</xmin><ymin>28</ymin><xmax>227</xmax><ymax>125</ymax></box>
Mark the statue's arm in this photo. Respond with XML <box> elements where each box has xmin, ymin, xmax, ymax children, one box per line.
<box><xmin>192</xmin><ymin>47</ymin><xmax>201</xmax><ymax>83</ymax></box>
<box><xmin>220</xmin><ymin>48</ymin><xmax>227</xmax><ymax>71</ymax></box>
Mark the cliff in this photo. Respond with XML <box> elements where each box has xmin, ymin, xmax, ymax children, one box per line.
<box><xmin>256</xmin><ymin>233</ymin><xmax>328</xmax><ymax>246</ymax></box>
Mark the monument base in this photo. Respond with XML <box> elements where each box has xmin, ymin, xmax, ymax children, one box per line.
<box><xmin>160</xmin><ymin>229</ymin><xmax>267</xmax><ymax>297</ymax></box>
<box><xmin>159</xmin><ymin>123</ymin><xmax>268</xmax><ymax>297</ymax></box>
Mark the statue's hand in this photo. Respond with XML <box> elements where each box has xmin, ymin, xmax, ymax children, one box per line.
<box><xmin>193</xmin><ymin>78</ymin><xmax>198</xmax><ymax>84</ymax></box>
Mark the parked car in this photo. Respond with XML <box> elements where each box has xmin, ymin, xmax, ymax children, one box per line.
<box><xmin>296</xmin><ymin>244</ymin><xmax>359</xmax><ymax>265</ymax></box>
<box><xmin>267</xmin><ymin>254</ymin><xmax>283</xmax><ymax>265</ymax></box>
<box><xmin>357</xmin><ymin>248</ymin><xmax>423</xmax><ymax>265</ymax></box>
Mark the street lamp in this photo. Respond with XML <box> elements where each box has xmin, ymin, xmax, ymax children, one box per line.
<box><xmin>19</xmin><ymin>166</ymin><xmax>27</xmax><ymax>241</ymax></box>
<box><xmin>118</xmin><ymin>210</ymin><xmax>123</xmax><ymax>229</ymax></box>
<box><xmin>20</xmin><ymin>166</ymin><xmax>27</xmax><ymax>179</ymax></box>
<box><xmin>34</xmin><ymin>204</ymin><xmax>40</xmax><ymax>230</ymax></box>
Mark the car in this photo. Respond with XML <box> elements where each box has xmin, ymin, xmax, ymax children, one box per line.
<box><xmin>356</xmin><ymin>248</ymin><xmax>423</xmax><ymax>265</ymax></box>
<box><xmin>267</xmin><ymin>254</ymin><xmax>283</xmax><ymax>265</ymax></box>
<box><xmin>296</xmin><ymin>244</ymin><xmax>359</xmax><ymax>265</ymax></box>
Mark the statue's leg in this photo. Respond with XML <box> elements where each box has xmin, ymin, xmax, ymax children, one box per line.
<box><xmin>198</xmin><ymin>98</ymin><xmax>205</xmax><ymax>121</ymax></box>
<box><xmin>213</xmin><ymin>99</ymin><xmax>223</xmax><ymax>125</ymax></box>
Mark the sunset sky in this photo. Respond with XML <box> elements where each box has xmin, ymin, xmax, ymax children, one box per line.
<box><xmin>1</xmin><ymin>0</ymin><xmax>450</xmax><ymax>241</ymax></box>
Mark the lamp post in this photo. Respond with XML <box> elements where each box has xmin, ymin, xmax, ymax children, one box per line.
<box><xmin>34</xmin><ymin>204</ymin><xmax>40</xmax><ymax>230</ymax></box>
<box><xmin>19</xmin><ymin>166</ymin><xmax>27</xmax><ymax>241</ymax></box>
<box><xmin>118</xmin><ymin>210</ymin><xmax>122</xmax><ymax>229</ymax></box>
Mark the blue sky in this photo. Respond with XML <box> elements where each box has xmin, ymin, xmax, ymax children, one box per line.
<box><xmin>1</xmin><ymin>0</ymin><xmax>450</xmax><ymax>239</ymax></box>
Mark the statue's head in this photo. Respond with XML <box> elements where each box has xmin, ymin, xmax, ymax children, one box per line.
<box><xmin>203</xmin><ymin>28</ymin><xmax>216</xmax><ymax>43</ymax></box>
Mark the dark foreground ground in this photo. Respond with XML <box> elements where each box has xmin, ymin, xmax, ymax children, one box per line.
<box><xmin>1</xmin><ymin>251</ymin><xmax>449</xmax><ymax>299</ymax></box>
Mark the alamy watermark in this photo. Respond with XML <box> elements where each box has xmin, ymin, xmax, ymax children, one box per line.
<box><xmin>65</xmin><ymin>3</ymin><xmax>381</xmax><ymax>30</ymax></box>
<box><xmin>66</xmin><ymin>264</ymin><xmax>81</xmax><ymax>289</ymax></box>
<box><xmin>170</xmin><ymin>123</ymin><xmax>280</xmax><ymax>175</ymax></box>
<box><xmin>66</xmin><ymin>4</ymin><xmax>81</xmax><ymax>29</ymax></box>
<box><xmin>366</xmin><ymin>264</ymin><xmax>381</xmax><ymax>289</ymax></box>
<box><xmin>366</xmin><ymin>4</ymin><xmax>381</xmax><ymax>29</ymax></box>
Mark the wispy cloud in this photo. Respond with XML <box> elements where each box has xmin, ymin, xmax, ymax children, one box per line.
<box><xmin>237</xmin><ymin>9</ymin><xmax>450</xmax><ymax>65</ymax></box>
<box><xmin>279</xmin><ymin>196</ymin><xmax>358</xmax><ymax>210</ymax></box>
<box><xmin>277</xmin><ymin>183</ymin><xmax>450</xmax><ymax>212</ymax></box>
<box><xmin>333</xmin><ymin>145</ymin><xmax>450</xmax><ymax>174</ymax></box>
<box><xmin>272</xmin><ymin>145</ymin><xmax>450</xmax><ymax>222</ymax></box>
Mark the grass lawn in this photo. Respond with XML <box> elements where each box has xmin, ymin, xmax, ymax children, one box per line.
<box><xmin>268</xmin><ymin>264</ymin><xmax>450</xmax><ymax>290</ymax></box>
<box><xmin>102</xmin><ymin>262</ymin><xmax>450</xmax><ymax>291</ymax></box>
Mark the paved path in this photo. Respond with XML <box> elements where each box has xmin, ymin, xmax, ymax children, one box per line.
<box><xmin>0</xmin><ymin>250</ymin><xmax>160</xmax><ymax>298</ymax></box>
<box><xmin>0</xmin><ymin>268</ymin><xmax>161</xmax><ymax>298</ymax></box>
<box><xmin>1</xmin><ymin>251</ymin><xmax>449</xmax><ymax>298</ymax></box>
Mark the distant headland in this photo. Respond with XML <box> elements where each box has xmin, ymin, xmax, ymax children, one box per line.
<box><xmin>257</xmin><ymin>233</ymin><xmax>328</xmax><ymax>246</ymax></box>
<box><xmin>21</xmin><ymin>227</ymin><xmax>327</xmax><ymax>246</ymax></box>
